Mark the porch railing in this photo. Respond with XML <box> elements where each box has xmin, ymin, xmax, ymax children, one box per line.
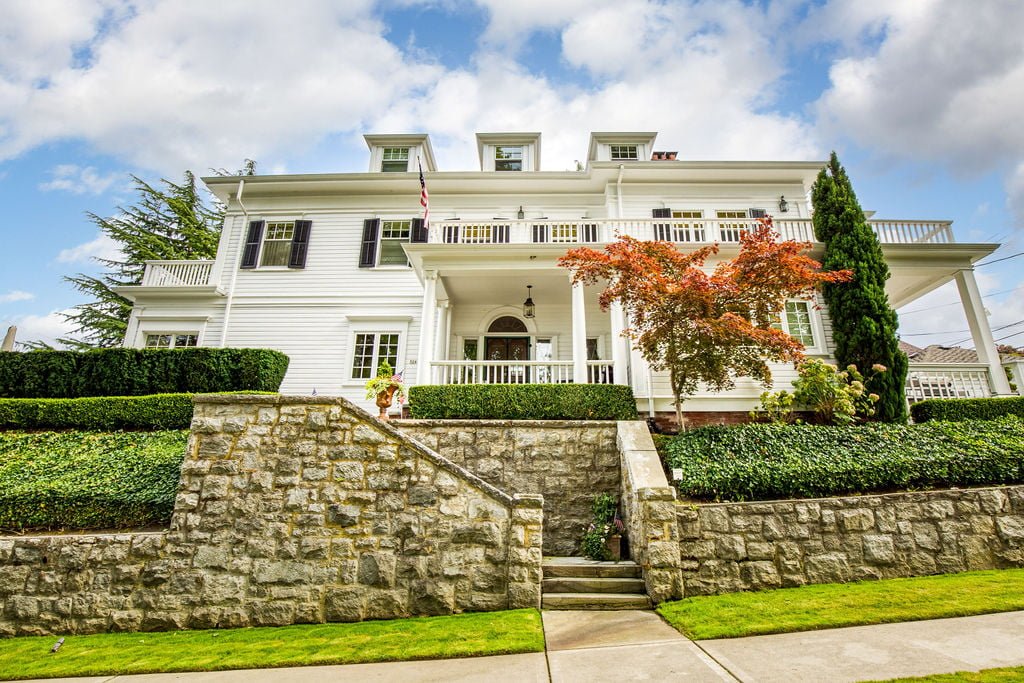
<box><xmin>431</xmin><ymin>360</ymin><xmax>615</xmax><ymax>385</ymax></box>
<box><xmin>141</xmin><ymin>260</ymin><xmax>215</xmax><ymax>287</ymax></box>
<box><xmin>428</xmin><ymin>218</ymin><xmax>953</xmax><ymax>247</ymax></box>
<box><xmin>905</xmin><ymin>363</ymin><xmax>992</xmax><ymax>403</ymax></box>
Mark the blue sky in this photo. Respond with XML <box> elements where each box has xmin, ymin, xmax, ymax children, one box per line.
<box><xmin>2</xmin><ymin>0</ymin><xmax>1024</xmax><ymax>348</ymax></box>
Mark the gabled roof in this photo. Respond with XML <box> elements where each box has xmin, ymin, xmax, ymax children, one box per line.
<box><xmin>475</xmin><ymin>132</ymin><xmax>542</xmax><ymax>170</ymax></box>
<box><xmin>587</xmin><ymin>132</ymin><xmax>658</xmax><ymax>162</ymax></box>
<box><xmin>363</xmin><ymin>133</ymin><xmax>437</xmax><ymax>171</ymax></box>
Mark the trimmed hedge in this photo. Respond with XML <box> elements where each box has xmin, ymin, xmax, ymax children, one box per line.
<box><xmin>911</xmin><ymin>396</ymin><xmax>1024</xmax><ymax>423</ymax></box>
<box><xmin>659</xmin><ymin>416</ymin><xmax>1024</xmax><ymax>502</ymax></box>
<box><xmin>408</xmin><ymin>384</ymin><xmax>638</xmax><ymax>420</ymax></box>
<box><xmin>0</xmin><ymin>348</ymin><xmax>289</xmax><ymax>398</ymax></box>
<box><xmin>0</xmin><ymin>394</ymin><xmax>196</xmax><ymax>431</ymax></box>
<box><xmin>0</xmin><ymin>430</ymin><xmax>188</xmax><ymax>531</ymax></box>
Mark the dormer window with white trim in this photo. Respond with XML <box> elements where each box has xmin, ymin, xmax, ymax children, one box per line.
<box><xmin>381</xmin><ymin>147</ymin><xmax>410</xmax><ymax>172</ymax></box>
<box><xmin>495</xmin><ymin>146</ymin><xmax>524</xmax><ymax>172</ymax></box>
<box><xmin>610</xmin><ymin>144</ymin><xmax>639</xmax><ymax>160</ymax></box>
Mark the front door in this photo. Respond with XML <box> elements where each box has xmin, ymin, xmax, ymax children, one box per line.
<box><xmin>485</xmin><ymin>336</ymin><xmax>530</xmax><ymax>383</ymax></box>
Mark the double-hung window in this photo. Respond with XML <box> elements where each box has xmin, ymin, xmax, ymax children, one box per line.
<box><xmin>379</xmin><ymin>220</ymin><xmax>411</xmax><ymax>266</ymax></box>
<box><xmin>351</xmin><ymin>332</ymin><xmax>400</xmax><ymax>379</ymax></box>
<box><xmin>381</xmin><ymin>147</ymin><xmax>410</xmax><ymax>172</ymax></box>
<box><xmin>716</xmin><ymin>210</ymin><xmax>749</xmax><ymax>242</ymax></box>
<box><xmin>145</xmin><ymin>333</ymin><xmax>198</xmax><ymax>349</ymax></box>
<box><xmin>260</xmin><ymin>221</ymin><xmax>294</xmax><ymax>267</ymax></box>
<box><xmin>494</xmin><ymin>146</ymin><xmax>523</xmax><ymax>172</ymax></box>
<box><xmin>771</xmin><ymin>301</ymin><xmax>816</xmax><ymax>347</ymax></box>
<box><xmin>610</xmin><ymin>144</ymin><xmax>639</xmax><ymax>160</ymax></box>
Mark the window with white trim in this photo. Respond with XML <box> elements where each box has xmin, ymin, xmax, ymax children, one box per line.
<box><xmin>145</xmin><ymin>333</ymin><xmax>198</xmax><ymax>349</ymax></box>
<box><xmin>771</xmin><ymin>301</ymin><xmax>815</xmax><ymax>347</ymax></box>
<box><xmin>494</xmin><ymin>146</ymin><xmax>523</xmax><ymax>172</ymax></box>
<box><xmin>351</xmin><ymin>332</ymin><xmax>400</xmax><ymax>380</ymax></box>
<box><xmin>378</xmin><ymin>220</ymin><xmax>411</xmax><ymax>266</ymax></box>
<box><xmin>716</xmin><ymin>210</ymin><xmax>749</xmax><ymax>242</ymax></box>
<box><xmin>260</xmin><ymin>221</ymin><xmax>294</xmax><ymax>266</ymax></box>
<box><xmin>610</xmin><ymin>144</ymin><xmax>639</xmax><ymax>160</ymax></box>
<box><xmin>381</xmin><ymin>147</ymin><xmax>410</xmax><ymax>172</ymax></box>
<box><xmin>669</xmin><ymin>210</ymin><xmax>705</xmax><ymax>242</ymax></box>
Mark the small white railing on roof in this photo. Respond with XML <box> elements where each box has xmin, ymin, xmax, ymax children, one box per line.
<box><xmin>140</xmin><ymin>260</ymin><xmax>215</xmax><ymax>287</ymax></box>
<box><xmin>905</xmin><ymin>363</ymin><xmax>992</xmax><ymax>403</ymax></box>
<box><xmin>427</xmin><ymin>218</ymin><xmax>953</xmax><ymax>246</ymax></box>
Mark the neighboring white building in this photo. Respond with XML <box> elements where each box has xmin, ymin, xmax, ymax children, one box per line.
<box><xmin>114</xmin><ymin>132</ymin><xmax>1016</xmax><ymax>418</ymax></box>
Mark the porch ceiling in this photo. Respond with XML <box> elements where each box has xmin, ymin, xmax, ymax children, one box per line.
<box><xmin>882</xmin><ymin>243</ymin><xmax>999</xmax><ymax>309</ymax></box>
<box><xmin>440</xmin><ymin>270</ymin><xmax>604</xmax><ymax>306</ymax></box>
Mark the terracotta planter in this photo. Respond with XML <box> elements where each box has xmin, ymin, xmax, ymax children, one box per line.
<box><xmin>375</xmin><ymin>385</ymin><xmax>398</xmax><ymax>420</ymax></box>
<box><xmin>605</xmin><ymin>534</ymin><xmax>622</xmax><ymax>561</ymax></box>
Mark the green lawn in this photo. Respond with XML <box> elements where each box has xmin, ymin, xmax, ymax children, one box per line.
<box><xmin>874</xmin><ymin>666</ymin><xmax>1024</xmax><ymax>682</ymax></box>
<box><xmin>0</xmin><ymin>609</ymin><xmax>544</xmax><ymax>681</ymax></box>
<box><xmin>657</xmin><ymin>569</ymin><xmax>1024</xmax><ymax>640</ymax></box>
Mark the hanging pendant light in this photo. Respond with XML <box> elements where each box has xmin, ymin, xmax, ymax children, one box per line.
<box><xmin>523</xmin><ymin>285</ymin><xmax>536</xmax><ymax>319</ymax></box>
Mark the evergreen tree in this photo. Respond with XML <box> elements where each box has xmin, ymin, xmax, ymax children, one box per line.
<box><xmin>811</xmin><ymin>152</ymin><xmax>908</xmax><ymax>423</ymax></box>
<box><xmin>59</xmin><ymin>172</ymin><xmax>226</xmax><ymax>348</ymax></box>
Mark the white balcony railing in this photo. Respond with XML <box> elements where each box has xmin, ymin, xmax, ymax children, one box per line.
<box><xmin>140</xmin><ymin>260</ymin><xmax>215</xmax><ymax>287</ymax></box>
<box><xmin>431</xmin><ymin>360</ymin><xmax>615</xmax><ymax>385</ymax></box>
<box><xmin>905</xmin><ymin>363</ymin><xmax>992</xmax><ymax>403</ymax></box>
<box><xmin>428</xmin><ymin>218</ymin><xmax>952</xmax><ymax>247</ymax></box>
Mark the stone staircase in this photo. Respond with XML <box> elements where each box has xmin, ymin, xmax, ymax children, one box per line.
<box><xmin>541</xmin><ymin>557</ymin><xmax>651</xmax><ymax>610</ymax></box>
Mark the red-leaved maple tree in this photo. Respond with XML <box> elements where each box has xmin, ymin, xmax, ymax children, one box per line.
<box><xmin>559</xmin><ymin>216</ymin><xmax>852</xmax><ymax>429</ymax></box>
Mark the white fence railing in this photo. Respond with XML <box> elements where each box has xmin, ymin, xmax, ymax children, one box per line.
<box><xmin>428</xmin><ymin>218</ymin><xmax>952</xmax><ymax>246</ymax></box>
<box><xmin>141</xmin><ymin>260</ymin><xmax>215</xmax><ymax>287</ymax></box>
<box><xmin>905</xmin><ymin>363</ymin><xmax>992</xmax><ymax>403</ymax></box>
<box><xmin>431</xmin><ymin>360</ymin><xmax>615</xmax><ymax>385</ymax></box>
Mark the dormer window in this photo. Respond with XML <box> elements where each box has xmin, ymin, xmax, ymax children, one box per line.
<box><xmin>381</xmin><ymin>147</ymin><xmax>410</xmax><ymax>172</ymax></box>
<box><xmin>495</xmin><ymin>146</ymin><xmax>523</xmax><ymax>172</ymax></box>
<box><xmin>610</xmin><ymin>144</ymin><xmax>639</xmax><ymax>161</ymax></box>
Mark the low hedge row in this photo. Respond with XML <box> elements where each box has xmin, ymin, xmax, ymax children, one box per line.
<box><xmin>408</xmin><ymin>384</ymin><xmax>638</xmax><ymax>420</ymax></box>
<box><xmin>0</xmin><ymin>348</ymin><xmax>289</xmax><ymax>398</ymax></box>
<box><xmin>0</xmin><ymin>394</ymin><xmax>197</xmax><ymax>431</ymax></box>
<box><xmin>659</xmin><ymin>416</ymin><xmax>1024</xmax><ymax>501</ymax></box>
<box><xmin>911</xmin><ymin>396</ymin><xmax>1024</xmax><ymax>423</ymax></box>
<box><xmin>0</xmin><ymin>430</ymin><xmax>188</xmax><ymax>531</ymax></box>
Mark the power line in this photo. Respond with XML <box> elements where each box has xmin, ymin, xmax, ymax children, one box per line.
<box><xmin>946</xmin><ymin>319</ymin><xmax>1024</xmax><ymax>347</ymax></box>
<box><xmin>899</xmin><ymin>283</ymin><xmax>1024</xmax><ymax>315</ymax></box>
<box><xmin>975</xmin><ymin>251</ymin><xmax>1024</xmax><ymax>268</ymax></box>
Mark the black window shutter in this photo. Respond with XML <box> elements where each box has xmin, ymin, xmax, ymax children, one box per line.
<box><xmin>240</xmin><ymin>220</ymin><xmax>264</xmax><ymax>269</ymax></box>
<box><xmin>749</xmin><ymin>208</ymin><xmax>767</xmax><ymax>219</ymax></box>
<box><xmin>359</xmin><ymin>218</ymin><xmax>380</xmax><ymax>268</ymax></box>
<box><xmin>410</xmin><ymin>218</ymin><xmax>428</xmax><ymax>243</ymax></box>
<box><xmin>288</xmin><ymin>220</ymin><xmax>312</xmax><ymax>269</ymax></box>
<box><xmin>652</xmin><ymin>208</ymin><xmax>671</xmax><ymax>218</ymax></box>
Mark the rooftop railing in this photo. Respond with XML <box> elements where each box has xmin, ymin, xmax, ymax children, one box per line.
<box><xmin>140</xmin><ymin>260</ymin><xmax>215</xmax><ymax>287</ymax></box>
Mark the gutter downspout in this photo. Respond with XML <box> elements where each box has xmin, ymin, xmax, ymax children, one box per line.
<box><xmin>615</xmin><ymin>163</ymin><xmax>625</xmax><ymax>219</ymax></box>
<box><xmin>219</xmin><ymin>179</ymin><xmax>247</xmax><ymax>348</ymax></box>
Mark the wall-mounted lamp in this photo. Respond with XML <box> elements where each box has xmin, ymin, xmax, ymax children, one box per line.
<box><xmin>517</xmin><ymin>206</ymin><xmax>525</xmax><ymax>220</ymax></box>
<box><xmin>523</xmin><ymin>285</ymin><xmax>536</xmax><ymax>319</ymax></box>
<box><xmin>778</xmin><ymin>196</ymin><xmax>789</xmax><ymax>213</ymax></box>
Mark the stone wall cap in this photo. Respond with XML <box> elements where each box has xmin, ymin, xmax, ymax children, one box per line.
<box><xmin>679</xmin><ymin>483</ymin><xmax>1024</xmax><ymax>509</ymax></box>
<box><xmin>0</xmin><ymin>530</ymin><xmax>168</xmax><ymax>541</ymax></box>
<box><xmin>393</xmin><ymin>419</ymin><xmax>619</xmax><ymax>428</ymax></box>
<box><xmin>513</xmin><ymin>494</ymin><xmax>545</xmax><ymax>508</ymax></box>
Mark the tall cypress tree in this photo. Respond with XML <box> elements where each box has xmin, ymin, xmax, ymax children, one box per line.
<box><xmin>811</xmin><ymin>152</ymin><xmax>908</xmax><ymax>423</ymax></box>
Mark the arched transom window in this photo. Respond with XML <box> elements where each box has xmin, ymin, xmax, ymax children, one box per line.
<box><xmin>488</xmin><ymin>316</ymin><xmax>528</xmax><ymax>333</ymax></box>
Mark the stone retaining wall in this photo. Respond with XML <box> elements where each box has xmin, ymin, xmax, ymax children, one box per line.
<box><xmin>394</xmin><ymin>420</ymin><xmax>620</xmax><ymax>556</ymax></box>
<box><xmin>0</xmin><ymin>396</ymin><xmax>543</xmax><ymax>637</ymax></box>
<box><xmin>676</xmin><ymin>486</ymin><xmax>1024</xmax><ymax>596</ymax></box>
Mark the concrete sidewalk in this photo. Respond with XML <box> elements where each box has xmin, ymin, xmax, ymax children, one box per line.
<box><xmin>21</xmin><ymin>610</ymin><xmax>1024</xmax><ymax>683</ymax></box>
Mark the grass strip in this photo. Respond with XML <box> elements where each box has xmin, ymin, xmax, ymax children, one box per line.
<box><xmin>871</xmin><ymin>666</ymin><xmax>1024</xmax><ymax>682</ymax></box>
<box><xmin>0</xmin><ymin>609</ymin><xmax>544</xmax><ymax>681</ymax></box>
<box><xmin>657</xmin><ymin>569</ymin><xmax>1024</xmax><ymax>640</ymax></box>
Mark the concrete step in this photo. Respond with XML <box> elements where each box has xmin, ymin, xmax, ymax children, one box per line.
<box><xmin>543</xmin><ymin>557</ymin><xmax>641</xmax><ymax>579</ymax></box>
<box><xmin>543</xmin><ymin>576</ymin><xmax>646</xmax><ymax>594</ymax></box>
<box><xmin>542</xmin><ymin>592</ymin><xmax>652</xmax><ymax>610</ymax></box>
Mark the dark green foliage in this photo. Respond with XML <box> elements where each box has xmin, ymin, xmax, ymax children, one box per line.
<box><xmin>0</xmin><ymin>430</ymin><xmax>188</xmax><ymax>531</ymax></box>
<box><xmin>408</xmin><ymin>384</ymin><xmax>637</xmax><ymax>420</ymax></box>
<box><xmin>659</xmin><ymin>417</ymin><xmax>1024</xmax><ymax>501</ymax></box>
<box><xmin>0</xmin><ymin>394</ymin><xmax>195</xmax><ymax>430</ymax></box>
<box><xmin>0</xmin><ymin>348</ymin><xmax>289</xmax><ymax>398</ymax></box>
<box><xmin>912</xmin><ymin>396</ymin><xmax>1024</xmax><ymax>423</ymax></box>
<box><xmin>812</xmin><ymin>152</ymin><xmax>908</xmax><ymax>423</ymax></box>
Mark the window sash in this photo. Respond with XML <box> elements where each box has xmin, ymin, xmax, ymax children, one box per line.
<box><xmin>785</xmin><ymin>301</ymin><xmax>815</xmax><ymax>346</ymax></box>
<box><xmin>381</xmin><ymin>147</ymin><xmax>410</xmax><ymax>172</ymax></box>
<box><xmin>610</xmin><ymin>144</ymin><xmax>639</xmax><ymax>160</ymax></box>
<box><xmin>352</xmin><ymin>332</ymin><xmax>401</xmax><ymax>380</ymax></box>
<box><xmin>378</xmin><ymin>220</ymin><xmax>411</xmax><ymax>266</ymax></box>
<box><xmin>494</xmin><ymin>146</ymin><xmax>523</xmax><ymax>171</ymax></box>
<box><xmin>146</xmin><ymin>333</ymin><xmax>198</xmax><ymax>349</ymax></box>
<box><xmin>260</xmin><ymin>221</ymin><xmax>295</xmax><ymax>267</ymax></box>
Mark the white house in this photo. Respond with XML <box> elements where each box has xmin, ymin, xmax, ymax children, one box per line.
<box><xmin>114</xmin><ymin>131</ymin><xmax>1018</xmax><ymax>421</ymax></box>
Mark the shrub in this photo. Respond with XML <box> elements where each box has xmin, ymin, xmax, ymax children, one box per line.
<box><xmin>0</xmin><ymin>430</ymin><xmax>188</xmax><ymax>531</ymax></box>
<box><xmin>0</xmin><ymin>394</ymin><xmax>197</xmax><ymax>431</ymax></box>
<box><xmin>0</xmin><ymin>348</ymin><xmax>289</xmax><ymax>398</ymax></box>
<box><xmin>658</xmin><ymin>416</ymin><xmax>1024</xmax><ymax>501</ymax></box>
<box><xmin>407</xmin><ymin>384</ymin><xmax>637</xmax><ymax>420</ymax></box>
<box><xmin>912</xmin><ymin>396</ymin><xmax>1024</xmax><ymax>423</ymax></box>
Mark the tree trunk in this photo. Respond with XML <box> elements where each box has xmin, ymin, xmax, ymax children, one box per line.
<box><xmin>670</xmin><ymin>368</ymin><xmax>686</xmax><ymax>432</ymax></box>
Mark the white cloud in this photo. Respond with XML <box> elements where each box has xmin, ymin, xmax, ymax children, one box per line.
<box><xmin>39</xmin><ymin>164</ymin><xmax>120</xmax><ymax>194</ymax></box>
<box><xmin>56</xmin><ymin>232</ymin><xmax>122</xmax><ymax>264</ymax></box>
<box><xmin>0</xmin><ymin>290</ymin><xmax>34</xmax><ymax>304</ymax></box>
<box><xmin>0</xmin><ymin>310</ymin><xmax>75</xmax><ymax>349</ymax></box>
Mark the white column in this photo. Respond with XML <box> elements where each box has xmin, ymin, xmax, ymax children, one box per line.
<box><xmin>571</xmin><ymin>279</ymin><xmax>588</xmax><ymax>383</ymax></box>
<box><xmin>610</xmin><ymin>300</ymin><xmax>628</xmax><ymax>385</ymax></box>
<box><xmin>416</xmin><ymin>271</ymin><xmax>438</xmax><ymax>385</ymax></box>
<box><xmin>955</xmin><ymin>269</ymin><xmax>1012</xmax><ymax>395</ymax></box>
<box><xmin>435</xmin><ymin>301</ymin><xmax>449</xmax><ymax>362</ymax></box>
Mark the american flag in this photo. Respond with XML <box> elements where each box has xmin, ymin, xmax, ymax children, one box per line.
<box><xmin>418</xmin><ymin>157</ymin><xmax>429</xmax><ymax>229</ymax></box>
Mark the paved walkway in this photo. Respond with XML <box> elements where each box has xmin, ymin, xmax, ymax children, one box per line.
<box><xmin>23</xmin><ymin>610</ymin><xmax>1024</xmax><ymax>682</ymax></box>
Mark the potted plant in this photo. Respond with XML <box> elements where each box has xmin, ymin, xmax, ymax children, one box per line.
<box><xmin>364</xmin><ymin>361</ymin><xmax>406</xmax><ymax>420</ymax></box>
<box><xmin>579</xmin><ymin>493</ymin><xmax>626</xmax><ymax>561</ymax></box>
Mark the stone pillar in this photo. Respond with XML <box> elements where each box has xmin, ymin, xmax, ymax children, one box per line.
<box><xmin>571</xmin><ymin>280</ymin><xmax>588</xmax><ymax>384</ymax></box>
<box><xmin>417</xmin><ymin>271</ymin><xmax>438</xmax><ymax>385</ymax></box>
<box><xmin>508</xmin><ymin>494</ymin><xmax>544</xmax><ymax>609</ymax></box>
<box><xmin>955</xmin><ymin>269</ymin><xmax>1012</xmax><ymax>395</ymax></box>
<box><xmin>610</xmin><ymin>300</ymin><xmax>628</xmax><ymax>385</ymax></box>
